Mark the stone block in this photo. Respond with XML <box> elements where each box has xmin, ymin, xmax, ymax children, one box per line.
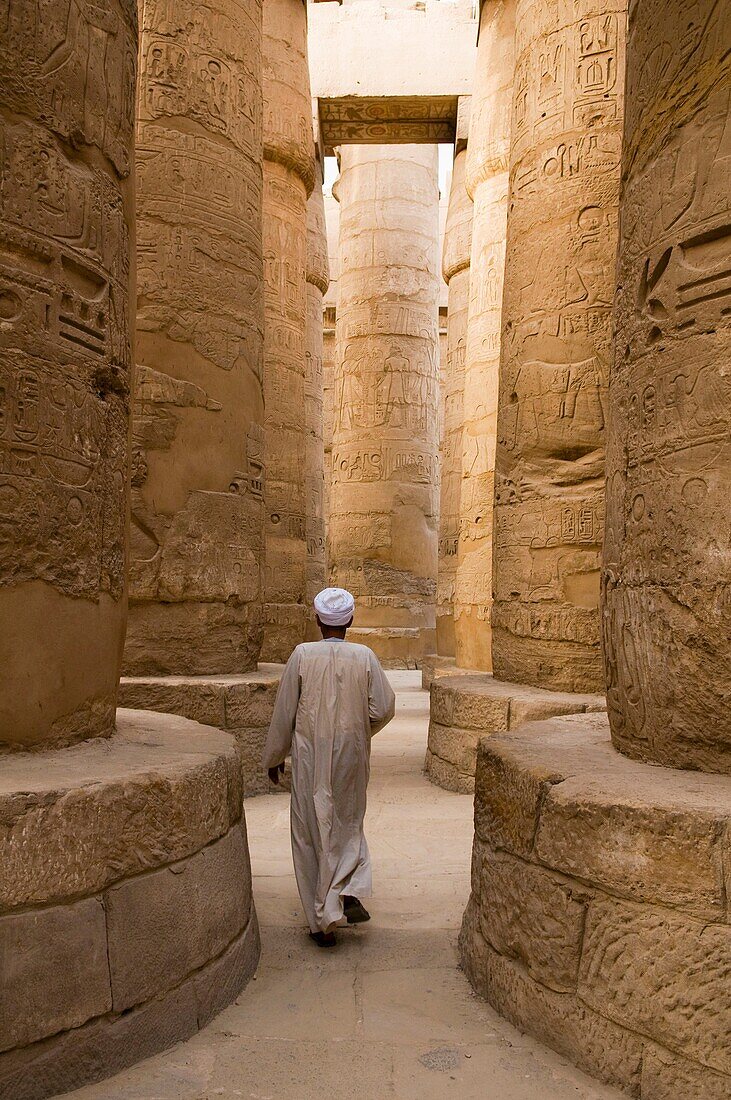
<box><xmin>427</xmin><ymin>721</ymin><xmax>481</xmax><ymax>772</ymax></box>
<box><xmin>424</xmin><ymin>749</ymin><xmax>474</xmax><ymax>794</ymax></box>
<box><xmin>641</xmin><ymin>1044</ymin><xmax>731</xmax><ymax>1100</ymax></box>
<box><xmin>451</xmin><ymin>689</ymin><xmax>509</xmax><ymax>732</ymax></box>
<box><xmin>194</xmin><ymin>910</ymin><xmax>260</xmax><ymax>1029</ymax></box>
<box><xmin>579</xmin><ymin>897</ymin><xmax>731</xmax><ymax>1077</ymax></box>
<box><xmin>0</xmin><ymin>710</ymin><xmax>241</xmax><ymax>910</ymax></box>
<box><xmin>106</xmin><ymin>823</ymin><xmax>252</xmax><ymax>1011</ymax></box>
<box><xmin>0</xmin><ymin>899</ymin><xmax>110</xmax><ymax>1052</ymax></box>
<box><xmin>473</xmin><ymin>739</ymin><xmax>562</xmax><ymax>858</ymax></box>
<box><xmin>479</xmin><ymin>849</ymin><xmax>587</xmax><ymax>993</ymax></box>
<box><xmin>0</xmin><ymin>977</ymin><xmax>200</xmax><ymax>1100</ymax></box>
<box><xmin>537</xmin><ymin>779</ymin><xmax>726</xmax><ymax>920</ymax></box>
<box><xmin>477</xmin><ymin>940</ymin><xmax>644</xmax><ymax>1095</ymax></box>
<box><xmin>118</xmin><ymin>678</ymin><xmax>226</xmax><ymax>727</ymax></box>
<box><xmin>224</xmin><ymin>680</ymin><xmax>279</xmax><ymax>728</ymax></box>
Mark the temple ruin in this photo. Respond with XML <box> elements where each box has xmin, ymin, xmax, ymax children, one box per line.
<box><xmin>1</xmin><ymin>1</ymin><xmax>729</xmax><ymax>1097</ymax></box>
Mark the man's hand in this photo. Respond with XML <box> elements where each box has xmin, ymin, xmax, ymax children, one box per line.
<box><xmin>268</xmin><ymin>762</ymin><xmax>286</xmax><ymax>785</ymax></box>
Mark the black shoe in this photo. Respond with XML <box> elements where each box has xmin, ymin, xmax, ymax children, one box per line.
<box><xmin>343</xmin><ymin>895</ymin><xmax>371</xmax><ymax>924</ymax></box>
<box><xmin>309</xmin><ymin>930</ymin><xmax>337</xmax><ymax>948</ymax></box>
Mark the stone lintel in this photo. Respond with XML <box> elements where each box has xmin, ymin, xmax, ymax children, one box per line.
<box><xmin>318</xmin><ymin>96</ymin><xmax>457</xmax><ymax>154</ymax></box>
<box><xmin>426</xmin><ymin>672</ymin><xmax>605</xmax><ymax>793</ymax></box>
<box><xmin>460</xmin><ymin>711</ymin><xmax>731</xmax><ymax>1096</ymax></box>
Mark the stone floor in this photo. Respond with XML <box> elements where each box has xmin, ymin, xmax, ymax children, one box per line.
<box><xmin>63</xmin><ymin>673</ymin><xmax>623</xmax><ymax>1100</ymax></box>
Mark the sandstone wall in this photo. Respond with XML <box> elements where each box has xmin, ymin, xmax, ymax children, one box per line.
<box><xmin>260</xmin><ymin>0</ymin><xmax>315</xmax><ymax>662</ymax></box>
<box><xmin>125</xmin><ymin>0</ymin><xmax>265</xmax><ymax>677</ymax></box>
<box><xmin>603</xmin><ymin>0</ymin><xmax>731</xmax><ymax>773</ymax></box>
<box><xmin>0</xmin><ymin>0</ymin><xmax>136</xmax><ymax>747</ymax></box>
<box><xmin>492</xmin><ymin>0</ymin><xmax>625</xmax><ymax>693</ymax></box>
<box><xmin>437</xmin><ymin>151</ymin><xmax>473</xmax><ymax>659</ymax></box>
<box><xmin>454</xmin><ymin>0</ymin><xmax>515</xmax><ymax>673</ymax></box>
<box><xmin>330</xmin><ymin>145</ymin><xmax>440</xmax><ymax>666</ymax></box>
<box><xmin>304</xmin><ymin>161</ymin><xmax>329</xmax><ymax>638</ymax></box>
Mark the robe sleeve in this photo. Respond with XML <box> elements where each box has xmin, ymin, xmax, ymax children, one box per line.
<box><xmin>367</xmin><ymin>649</ymin><xmax>396</xmax><ymax>736</ymax></box>
<box><xmin>261</xmin><ymin>647</ymin><xmax>301</xmax><ymax>769</ymax></box>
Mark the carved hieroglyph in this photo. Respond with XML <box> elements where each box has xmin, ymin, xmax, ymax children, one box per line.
<box><xmin>126</xmin><ymin>0</ymin><xmax>264</xmax><ymax>676</ymax></box>
<box><xmin>304</xmin><ymin>159</ymin><xmax>329</xmax><ymax>640</ymax></box>
<box><xmin>0</xmin><ymin>0</ymin><xmax>137</xmax><ymax>747</ymax></box>
<box><xmin>261</xmin><ymin>0</ymin><xmax>315</xmax><ymax>662</ymax></box>
<box><xmin>492</xmin><ymin>0</ymin><xmax>626</xmax><ymax>693</ymax></box>
<box><xmin>604</xmin><ymin>0</ymin><xmax>731</xmax><ymax>773</ymax></box>
<box><xmin>330</xmin><ymin>145</ymin><xmax>440</xmax><ymax>665</ymax></box>
<box><xmin>454</xmin><ymin>0</ymin><xmax>515</xmax><ymax>673</ymax></box>
<box><xmin>438</xmin><ymin>151</ymin><xmax>473</xmax><ymax>658</ymax></box>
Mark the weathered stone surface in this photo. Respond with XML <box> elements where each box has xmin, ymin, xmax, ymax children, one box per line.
<box><xmin>329</xmin><ymin>145</ymin><xmax>440</xmax><ymax>665</ymax></box>
<box><xmin>454</xmin><ymin>0</ymin><xmax>515</xmax><ymax>673</ymax></box>
<box><xmin>261</xmin><ymin>0</ymin><xmax>315</xmax><ymax>662</ymax></box>
<box><xmin>478</xmin><ymin>847</ymin><xmax>587</xmax><ymax>993</ymax></box>
<box><xmin>194</xmin><ymin>910</ymin><xmax>260</xmax><ymax>1029</ymax></box>
<box><xmin>0</xmin><ymin>899</ymin><xmax>110</xmax><ymax>1052</ymax></box>
<box><xmin>0</xmin><ymin>0</ymin><xmax>136</xmax><ymax>748</ymax></box>
<box><xmin>641</xmin><ymin>1044</ymin><xmax>731</xmax><ymax>1100</ymax></box>
<box><xmin>0</xmin><ymin>917</ymin><xmax>260</xmax><ymax>1100</ymax></box>
<box><xmin>465</xmin><ymin>937</ymin><xmax>644</xmax><ymax>1094</ymax></box>
<box><xmin>304</xmin><ymin>157</ymin><xmax>329</xmax><ymax>640</ymax></box>
<box><xmin>0</xmin><ymin>710</ymin><xmax>241</xmax><ymax>911</ymax></box>
<box><xmin>492</xmin><ymin>0</ymin><xmax>626</xmax><ymax>693</ymax></box>
<box><xmin>579</xmin><ymin>897</ymin><xmax>731</xmax><ymax>1076</ymax></box>
<box><xmin>118</xmin><ymin>678</ymin><xmax>226</xmax><ymax>727</ymax></box>
<box><xmin>420</xmin><ymin>655</ymin><xmax>458</xmax><ymax>691</ymax></box>
<box><xmin>423</xmin><ymin>749</ymin><xmax>474</xmax><ymax>796</ymax></box>
<box><xmin>473</xmin><ymin>738</ymin><xmax>561</xmax><ymax>858</ymax></box>
<box><xmin>106</xmin><ymin>822</ymin><xmax>252</xmax><ymax>1011</ymax></box>
<box><xmin>438</xmin><ymin>150</ymin><xmax>472</xmax><ymax>658</ymax></box>
<box><xmin>0</xmin><ymin>982</ymin><xmax>198</xmax><ymax>1100</ymax></box>
<box><xmin>604</xmin><ymin>0</ymin><xmax>731</xmax><ymax>773</ymax></box>
<box><xmin>126</xmin><ymin>0</ymin><xmax>265</xmax><ymax>675</ymax></box>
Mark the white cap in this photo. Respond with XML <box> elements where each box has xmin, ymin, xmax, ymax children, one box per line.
<box><xmin>314</xmin><ymin>587</ymin><xmax>355</xmax><ymax>627</ymax></box>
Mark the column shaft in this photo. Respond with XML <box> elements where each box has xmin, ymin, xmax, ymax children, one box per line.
<box><xmin>604</xmin><ymin>0</ymin><xmax>731</xmax><ymax>772</ymax></box>
<box><xmin>0</xmin><ymin>0</ymin><xmax>137</xmax><ymax>746</ymax></box>
<box><xmin>331</xmin><ymin>145</ymin><xmax>440</xmax><ymax>666</ymax></box>
<box><xmin>492</xmin><ymin>0</ymin><xmax>626</xmax><ymax>692</ymax></box>
<box><xmin>304</xmin><ymin>160</ymin><xmax>329</xmax><ymax>638</ymax></box>
<box><xmin>438</xmin><ymin>150</ymin><xmax>473</xmax><ymax>659</ymax></box>
<box><xmin>455</xmin><ymin>0</ymin><xmax>515</xmax><ymax>672</ymax></box>
<box><xmin>261</xmin><ymin>0</ymin><xmax>314</xmax><ymax>661</ymax></box>
<box><xmin>127</xmin><ymin>0</ymin><xmax>264</xmax><ymax>675</ymax></box>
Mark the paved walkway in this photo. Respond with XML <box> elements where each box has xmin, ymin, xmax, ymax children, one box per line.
<box><xmin>65</xmin><ymin>673</ymin><xmax>621</xmax><ymax>1100</ymax></box>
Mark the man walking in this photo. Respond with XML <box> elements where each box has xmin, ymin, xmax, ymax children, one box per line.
<box><xmin>262</xmin><ymin>588</ymin><xmax>396</xmax><ymax>947</ymax></box>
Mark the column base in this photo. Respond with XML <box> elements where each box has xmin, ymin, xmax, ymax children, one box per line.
<box><xmin>460</xmin><ymin>712</ymin><xmax>731</xmax><ymax>1098</ymax></box>
<box><xmin>426</xmin><ymin>673</ymin><xmax>605</xmax><ymax>793</ymax></box>
<box><xmin>119</xmin><ymin>665</ymin><xmax>285</xmax><ymax>796</ymax></box>
<box><xmin>0</xmin><ymin>710</ymin><xmax>260</xmax><ymax>1100</ymax></box>
<box><xmin>420</xmin><ymin>654</ymin><xmax>458</xmax><ymax>690</ymax></box>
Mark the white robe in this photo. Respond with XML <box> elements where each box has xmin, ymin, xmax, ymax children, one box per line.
<box><xmin>262</xmin><ymin>639</ymin><xmax>396</xmax><ymax>933</ymax></box>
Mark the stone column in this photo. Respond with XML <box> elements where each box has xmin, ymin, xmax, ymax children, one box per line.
<box><xmin>126</xmin><ymin>0</ymin><xmax>265</xmax><ymax>676</ymax></box>
<box><xmin>330</xmin><ymin>145</ymin><xmax>440</xmax><ymax>666</ymax></box>
<box><xmin>438</xmin><ymin>151</ymin><xmax>473</xmax><ymax>659</ymax></box>
<box><xmin>454</xmin><ymin>0</ymin><xmax>515</xmax><ymax>673</ymax></box>
<box><xmin>604</xmin><ymin>0</ymin><xmax>731</xmax><ymax>773</ymax></box>
<box><xmin>260</xmin><ymin>0</ymin><xmax>315</xmax><ymax>661</ymax></box>
<box><xmin>0</xmin><ymin>0</ymin><xmax>136</xmax><ymax>747</ymax></box>
<box><xmin>304</xmin><ymin>158</ymin><xmax>329</xmax><ymax>639</ymax></box>
<box><xmin>491</xmin><ymin>0</ymin><xmax>625</xmax><ymax>693</ymax></box>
